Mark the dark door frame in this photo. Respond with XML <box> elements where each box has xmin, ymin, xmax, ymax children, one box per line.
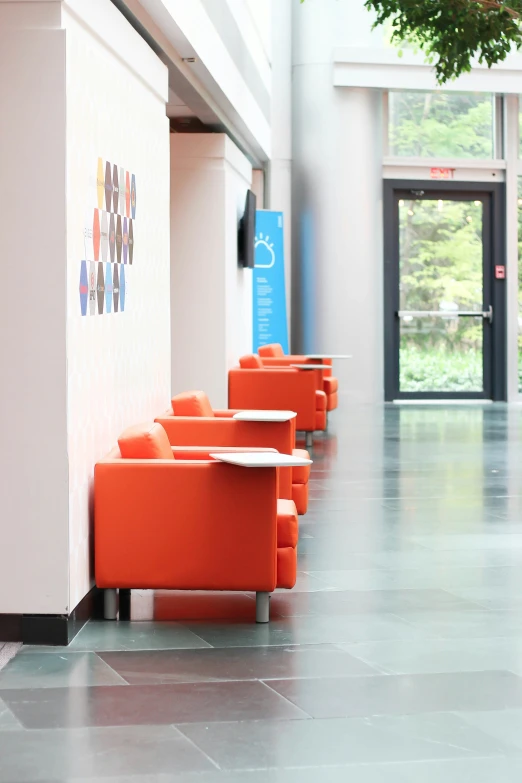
<box><xmin>383</xmin><ymin>179</ymin><xmax>506</xmax><ymax>402</ymax></box>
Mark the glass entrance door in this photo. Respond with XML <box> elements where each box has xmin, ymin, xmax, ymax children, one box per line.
<box><xmin>385</xmin><ymin>188</ymin><xmax>497</xmax><ymax>400</ymax></box>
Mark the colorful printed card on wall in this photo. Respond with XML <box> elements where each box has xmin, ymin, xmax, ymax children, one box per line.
<box><xmin>79</xmin><ymin>157</ymin><xmax>135</xmax><ymax>316</ymax></box>
<box><xmin>252</xmin><ymin>210</ymin><xmax>289</xmax><ymax>353</ymax></box>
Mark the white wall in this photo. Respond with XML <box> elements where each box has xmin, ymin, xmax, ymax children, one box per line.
<box><xmin>170</xmin><ymin>134</ymin><xmax>252</xmax><ymax>408</ymax></box>
<box><xmin>64</xmin><ymin>0</ymin><xmax>171</xmax><ymax>611</ymax></box>
<box><xmin>0</xmin><ymin>11</ymin><xmax>69</xmax><ymax>613</ymax></box>
<box><xmin>291</xmin><ymin>0</ymin><xmax>384</xmax><ymax>401</ymax></box>
<box><xmin>0</xmin><ymin>0</ymin><xmax>170</xmax><ymax>616</ymax></box>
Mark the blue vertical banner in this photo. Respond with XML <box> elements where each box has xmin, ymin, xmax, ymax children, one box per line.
<box><xmin>253</xmin><ymin>210</ymin><xmax>289</xmax><ymax>353</ymax></box>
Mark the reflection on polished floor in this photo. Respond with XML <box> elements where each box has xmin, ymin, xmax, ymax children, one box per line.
<box><xmin>4</xmin><ymin>404</ymin><xmax>522</xmax><ymax>780</ymax></box>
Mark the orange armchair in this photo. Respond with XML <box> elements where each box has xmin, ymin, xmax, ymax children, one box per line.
<box><xmin>228</xmin><ymin>355</ymin><xmax>326</xmax><ymax>448</ymax></box>
<box><xmin>95</xmin><ymin>423</ymin><xmax>299</xmax><ymax>623</ymax></box>
<box><xmin>155</xmin><ymin>391</ymin><xmax>311</xmax><ymax>514</ymax></box>
<box><xmin>259</xmin><ymin>343</ymin><xmax>338</xmax><ymax>412</ymax></box>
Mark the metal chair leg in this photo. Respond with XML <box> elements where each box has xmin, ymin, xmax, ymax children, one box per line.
<box><xmin>256</xmin><ymin>591</ymin><xmax>270</xmax><ymax>623</ymax></box>
<box><xmin>104</xmin><ymin>588</ymin><xmax>118</xmax><ymax>620</ymax></box>
<box><xmin>305</xmin><ymin>432</ymin><xmax>313</xmax><ymax>449</ymax></box>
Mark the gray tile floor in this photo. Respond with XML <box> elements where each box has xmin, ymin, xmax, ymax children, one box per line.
<box><xmin>3</xmin><ymin>403</ymin><xmax>522</xmax><ymax>780</ymax></box>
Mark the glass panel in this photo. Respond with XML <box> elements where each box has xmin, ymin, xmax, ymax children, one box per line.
<box><xmin>400</xmin><ymin>317</ymin><xmax>483</xmax><ymax>392</ymax></box>
<box><xmin>399</xmin><ymin>198</ymin><xmax>484</xmax><ymax>393</ymax></box>
<box><xmin>389</xmin><ymin>92</ymin><xmax>494</xmax><ymax>158</ymax></box>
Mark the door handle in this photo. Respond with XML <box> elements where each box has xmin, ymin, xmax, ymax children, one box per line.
<box><xmin>397</xmin><ymin>306</ymin><xmax>493</xmax><ymax>323</ymax></box>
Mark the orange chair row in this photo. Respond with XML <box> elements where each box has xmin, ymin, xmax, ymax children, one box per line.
<box><xmin>95</xmin><ymin>344</ymin><xmax>340</xmax><ymax>624</ymax></box>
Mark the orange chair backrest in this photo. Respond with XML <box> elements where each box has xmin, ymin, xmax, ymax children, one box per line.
<box><xmin>239</xmin><ymin>354</ymin><xmax>263</xmax><ymax>369</ymax></box>
<box><xmin>172</xmin><ymin>391</ymin><xmax>214</xmax><ymax>417</ymax></box>
<box><xmin>118</xmin><ymin>422</ymin><xmax>174</xmax><ymax>460</ymax></box>
<box><xmin>258</xmin><ymin>344</ymin><xmax>285</xmax><ymax>358</ymax></box>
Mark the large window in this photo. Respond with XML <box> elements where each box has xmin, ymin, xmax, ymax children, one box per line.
<box><xmin>389</xmin><ymin>91</ymin><xmax>495</xmax><ymax>158</ymax></box>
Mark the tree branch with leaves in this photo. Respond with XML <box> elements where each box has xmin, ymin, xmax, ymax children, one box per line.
<box><xmin>365</xmin><ymin>0</ymin><xmax>522</xmax><ymax>83</ymax></box>
<box><xmin>300</xmin><ymin>0</ymin><xmax>522</xmax><ymax>83</ymax></box>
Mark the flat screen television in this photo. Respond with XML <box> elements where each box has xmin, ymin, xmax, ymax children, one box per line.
<box><xmin>238</xmin><ymin>189</ymin><xmax>256</xmax><ymax>268</ymax></box>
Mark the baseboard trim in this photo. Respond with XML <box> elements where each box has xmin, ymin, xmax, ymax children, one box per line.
<box><xmin>0</xmin><ymin>586</ymin><xmax>103</xmax><ymax>646</ymax></box>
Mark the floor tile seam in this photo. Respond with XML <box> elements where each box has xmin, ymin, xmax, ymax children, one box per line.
<box><xmin>0</xmin><ymin>700</ymin><xmax>21</xmax><ymax>728</ymax></box>
<box><xmin>259</xmin><ymin>670</ymin><xmax>388</xmax><ymax>683</ymax></box>
<box><xmin>69</xmin><ymin>642</ymin><xmax>216</xmax><ymax>654</ymax></box>
<box><xmin>384</xmin><ymin>611</ymin><xmax>433</xmax><ymax>632</ymax></box>
<box><xmin>71</xmin><ymin>619</ymin><xmax>215</xmax><ymax>645</ymax></box>
<box><xmin>168</xmin><ymin>723</ymin><xmax>222</xmax><ymax>770</ymax></box>
<box><xmin>441</xmin><ymin>594</ymin><xmax>501</xmax><ymax>611</ymax></box>
<box><xmin>92</xmin><ymin>653</ymin><xmax>131</xmax><ymax>686</ymax></box>
<box><xmin>258</xmin><ymin>670</ymin><xmax>522</xmax><ymax>687</ymax></box>
<box><xmin>180</xmin><ymin>641</ymin><xmax>345</xmax><ymax>650</ymax></box>
<box><xmin>2</xmin><ymin>677</ymin><xmax>321</xmax><ymax>695</ymax></box>
<box><xmin>100</xmin><ymin>641</ymin><xmax>341</xmax><ymax>655</ymax></box>
<box><xmin>329</xmin><ymin>646</ymin><xmax>394</xmax><ymax>675</ymax></box>
<box><xmin>174</xmin><ymin>757</ymin><xmax>522</xmax><ymax>772</ymax></box>
<box><xmin>303</xmin><ymin>564</ymin><xmax>522</xmax><ymax>579</ymax></box>
<box><xmin>431</xmin><ymin>632</ymin><xmax>522</xmax><ymax>643</ymax></box>
<box><xmin>382</xmin><ymin>613</ymin><xmax>522</xmax><ymax>638</ymax></box>
<box><xmin>268</xmin><ymin>607</ymin><xmax>488</xmax><ymax>620</ymax></box>
<box><xmin>256</xmin><ymin>680</ymin><xmax>313</xmax><ymax>719</ymax></box>
<box><xmin>172</xmin><ymin>711</ymin><xmax>522</xmax><ymax>731</ymax></box>
<box><xmin>178</xmin><ymin>628</ymin><xmax>216</xmax><ymax>649</ymax></box>
<box><xmin>395</xmin><ymin>606</ymin><xmax>522</xmax><ymax>619</ymax></box>
<box><xmin>448</xmin><ymin>710</ymin><xmax>522</xmax><ymax>755</ymax></box>
<box><xmin>68</xmin><ymin>672</ymin><xmax>392</xmax><ymax>687</ymax></box>
<box><xmin>386</xmin><ymin>607</ymin><xmax>522</xmax><ymax>624</ymax></box>
<box><xmin>6</xmin><ymin>711</ymin><xmax>325</xmax><ymax>733</ymax></box>
<box><xmin>298</xmin><ymin>570</ymin><xmax>346</xmax><ymax>586</ymax></box>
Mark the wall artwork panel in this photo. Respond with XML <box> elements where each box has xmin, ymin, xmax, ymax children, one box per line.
<box><xmin>80</xmin><ymin>158</ymin><xmax>134</xmax><ymax>316</ymax></box>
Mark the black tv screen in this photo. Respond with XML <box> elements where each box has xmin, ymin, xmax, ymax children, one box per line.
<box><xmin>238</xmin><ymin>189</ymin><xmax>256</xmax><ymax>268</ymax></box>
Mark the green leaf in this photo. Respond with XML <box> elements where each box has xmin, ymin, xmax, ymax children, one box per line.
<box><xmin>363</xmin><ymin>0</ymin><xmax>522</xmax><ymax>83</ymax></box>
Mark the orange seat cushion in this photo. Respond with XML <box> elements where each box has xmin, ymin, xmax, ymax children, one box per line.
<box><xmin>315</xmin><ymin>390</ymin><xmax>327</xmax><ymax>411</ymax></box>
<box><xmin>277</xmin><ymin>499</ymin><xmax>298</xmax><ymax>548</ymax></box>
<box><xmin>291</xmin><ymin>482</ymin><xmax>308</xmax><ymax>515</ymax></box>
<box><xmin>118</xmin><ymin>422</ymin><xmax>174</xmax><ymax>460</ymax></box>
<box><xmin>259</xmin><ymin>344</ymin><xmax>285</xmax><ymax>358</ymax></box>
<box><xmin>323</xmin><ymin>376</ymin><xmax>339</xmax><ymax>395</ymax></box>
<box><xmin>277</xmin><ymin>546</ymin><xmax>297</xmax><ymax>588</ymax></box>
<box><xmin>172</xmin><ymin>391</ymin><xmax>214</xmax><ymax>417</ymax></box>
<box><xmin>292</xmin><ymin>449</ymin><xmax>311</xmax><ymax>484</ymax></box>
<box><xmin>239</xmin><ymin>354</ymin><xmax>263</xmax><ymax>369</ymax></box>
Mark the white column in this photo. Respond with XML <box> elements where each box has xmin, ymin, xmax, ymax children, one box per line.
<box><xmin>170</xmin><ymin>134</ymin><xmax>253</xmax><ymax>408</ymax></box>
<box><xmin>0</xmin><ymin>1</ymin><xmax>69</xmax><ymax>614</ymax></box>
<box><xmin>292</xmin><ymin>0</ymin><xmax>384</xmax><ymax>401</ymax></box>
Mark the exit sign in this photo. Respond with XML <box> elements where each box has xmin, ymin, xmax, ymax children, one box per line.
<box><xmin>430</xmin><ymin>167</ymin><xmax>455</xmax><ymax>180</ymax></box>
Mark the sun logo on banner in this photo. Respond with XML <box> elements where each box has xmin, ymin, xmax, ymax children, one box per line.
<box><xmin>254</xmin><ymin>232</ymin><xmax>276</xmax><ymax>269</ymax></box>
